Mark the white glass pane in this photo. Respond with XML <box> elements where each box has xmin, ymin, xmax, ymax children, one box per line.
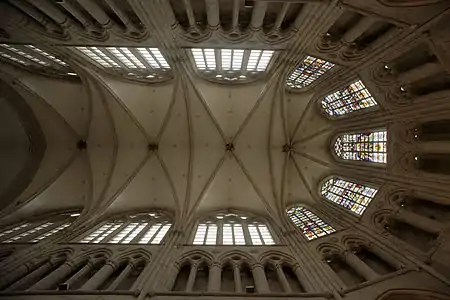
<box><xmin>30</xmin><ymin>223</ymin><xmax>71</xmax><ymax>242</ymax></box>
<box><xmin>222</xmin><ymin>224</ymin><xmax>233</xmax><ymax>245</ymax></box>
<box><xmin>193</xmin><ymin>224</ymin><xmax>208</xmax><ymax>245</ymax></box>
<box><xmin>205</xmin><ymin>224</ymin><xmax>217</xmax><ymax>245</ymax></box>
<box><xmin>25</xmin><ymin>45</ymin><xmax>68</xmax><ymax>66</ymax></box>
<box><xmin>258</xmin><ymin>225</ymin><xmax>275</xmax><ymax>245</ymax></box>
<box><xmin>93</xmin><ymin>223</ymin><xmax>122</xmax><ymax>243</ymax></box>
<box><xmin>2</xmin><ymin>222</ymin><xmax>53</xmax><ymax>243</ymax></box>
<box><xmin>121</xmin><ymin>222</ymin><xmax>148</xmax><ymax>244</ymax></box>
<box><xmin>80</xmin><ymin>223</ymin><xmax>112</xmax><ymax>243</ymax></box>
<box><xmin>151</xmin><ymin>224</ymin><xmax>171</xmax><ymax>244</ymax></box>
<box><xmin>0</xmin><ymin>224</ymin><xmax>30</xmax><ymax>240</ymax></box>
<box><xmin>233</xmin><ymin>224</ymin><xmax>245</xmax><ymax>245</ymax></box>
<box><xmin>138</xmin><ymin>224</ymin><xmax>162</xmax><ymax>244</ymax></box>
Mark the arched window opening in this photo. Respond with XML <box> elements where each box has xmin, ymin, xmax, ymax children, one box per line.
<box><xmin>78</xmin><ymin>212</ymin><xmax>172</xmax><ymax>245</ymax></box>
<box><xmin>282</xmin><ymin>265</ymin><xmax>304</xmax><ymax>293</ymax></box>
<box><xmin>265</xmin><ymin>264</ymin><xmax>283</xmax><ymax>293</ymax></box>
<box><xmin>192</xmin><ymin>262</ymin><xmax>209</xmax><ymax>292</ymax></box>
<box><xmin>321</xmin><ymin>80</ymin><xmax>378</xmax><ymax>117</ymax></box>
<box><xmin>98</xmin><ymin>263</ymin><xmax>127</xmax><ymax>290</ymax></box>
<box><xmin>240</xmin><ymin>264</ymin><xmax>255</xmax><ymax>293</ymax></box>
<box><xmin>286</xmin><ymin>206</ymin><xmax>336</xmax><ymax>240</ymax></box>
<box><xmin>221</xmin><ymin>263</ymin><xmax>235</xmax><ymax>292</ymax></box>
<box><xmin>387</xmin><ymin>219</ymin><xmax>438</xmax><ymax>252</ymax></box>
<box><xmin>397</xmin><ymin>196</ymin><xmax>450</xmax><ymax>224</ymax></box>
<box><xmin>0</xmin><ymin>212</ymin><xmax>79</xmax><ymax>244</ymax></box>
<box><xmin>321</xmin><ymin>177</ymin><xmax>378</xmax><ymax>215</ymax></box>
<box><xmin>172</xmin><ymin>263</ymin><xmax>191</xmax><ymax>291</ymax></box>
<box><xmin>286</xmin><ymin>56</ymin><xmax>335</xmax><ymax>89</ymax></box>
<box><xmin>416</xmin><ymin>120</ymin><xmax>450</xmax><ymax>141</ymax></box>
<box><xmin>192</xmin><ymin>213</ymin><xmax>275</xmax><ymax>245</ymax></box>
<box><xmin>354</xmin><ymin>247</ymin><xmax>396</xmax><ymax>276</ymax></box>
<box><xmin>334</xmin><ymin>129</ymin><xmax>388</xmax><ymax>164</ymax></box>
<box><xmin>326</xmin><ymin>255</ymin><xmax>365</xmax><ymax>287</ymax></box>
<box><xmin>417</xmin><ymin>154</ymin><xmax>450</xmax><ymax>175</ymax></box>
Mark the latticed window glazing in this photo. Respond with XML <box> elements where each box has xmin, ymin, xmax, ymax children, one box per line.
<box><xmin>0</xmin><ymin>213</ymin><xmax>79</xmax><ymax>244</ymax></box>
<box><xmin>190</xmin><ymin>48</ymin><xmax>274</xmax><ymax>81</ymax></box>
<box><xmin>192</xmin><ymin>213</ymin><xmax>275</xmax><ymax>245</ymax></box>
<box><xmin>321</xmin><ymin>177</ymin><xmax>378</xmax><ymax>215</ymax></box>
<box><xmin>287</xmin><ymin>206</ymin><xmax>335</xmax><ymax>240</ymax></box>
<box><xmin>334</xmin><ymin>129</ymin><xmax>387</xmax><ymax>163</ymax></box>
<box><xmin>287</xmin><ymin>56</ymin><xmax>335</xmax><ymax>89</ymax></box>
<box><xmin>322</xmin><ymin>80</ymin><xmax>378</xmax><ymax>117</ymax></box>
<box><xmin>78</xmin><ymin>212</ymin><xmax>171</xmax><ymax>244</ymax></box>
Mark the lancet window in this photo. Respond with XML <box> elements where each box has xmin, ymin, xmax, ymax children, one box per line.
<box><xmin>334</xmin><ymin>129</ymin><xmax>387</xmax><ymax>163</ymax></box>
<box><xmin>192</xmin><ymin>213</ymin><xmax>275</xmax><ymax>245</ymax></box>
<box><xmin>321</xmin><ymin>177</ymin><xmax>378</xmax><ymax>215</ymax></box>
<box><xmin>322</xmin><ymin>80</ymin><xmax>378</xmax><ymax>117</ymax></box>
<box><xmin>78</xmin><ymin>212</ymin><xmax>171</xmax><ymax>245</ymax></box>
<box><xmin>286</xmin><ymin>56</ymin><xmax>335</xmax><ymax>89</ymax></box>
<box><xmin>190</xmin><ymin>48</ymin><xmax>275</xmax><ymax>81</ymax></box>
<box><xmin>0</xmin><ymin>212</ymin><xmax>79</xmax><ymax>243</ymax></box>
<box><xmin>286</xmin><ymin>206</ymin><xmax>335</xmax><ymax>240</ymax></box>
<box><xmin>0</xmin><ymin>44</ymin><xmax>75</xmax><ymax>77</ymax></box>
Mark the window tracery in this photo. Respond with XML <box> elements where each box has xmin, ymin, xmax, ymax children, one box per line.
<box><xmin>190</xmin><ymin>48</ymin><xmax>274</xmax><ymax>81</ymax></box>
<box><xmin>286</xmin><ymin>56</ymin><xmax>335</xmax><ymax>89</ymax></box>
<box><xmin>193</xmin><ymin>213</ymin><xmax>275</xmax><ymax>245</ymax></box>
<box><xmin>78</xmin><ymin>212</ymin><xmax>171</xmax><ymax>245</ymax></box>
<box><xmin>286</xmin><ymin>206</ymin><xmax>336</xmax><ymax>240</ymax></box>
<box><xmin>0</xmin><ymin>212</ymin><xmax>79</xmax><ymax>244</ymax></box>
<box><xmin>321</xmin><ymin>177</ymin><xmax>378</xmax><ymax>215</ymax></box>
<box><xmin>334</xmin><ymin>129</ymin><xmax>388</xmax><ymax>163</ymax></box>
<box><xmin>322</xmin><ymin>80</ymin><xmax>378</xmax><ymax>117</ymax></box>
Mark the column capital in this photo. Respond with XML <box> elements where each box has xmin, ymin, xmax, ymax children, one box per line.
<box><xmin>208</xmin><ymin>262</ymin><xmax>222</xmax><ymax>269</ymax></box>
<box><xmin>251</xmin><ymin>263</ymin><xmax>264</xmax><ymax>270</ymax></box>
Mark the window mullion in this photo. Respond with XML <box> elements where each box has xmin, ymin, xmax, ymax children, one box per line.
<box><xmin>149</xmin><ymin>223</ymin><xmax>164</xmax><ymax>244</ymax></box>
<box><xmin>256</xmin><ymin>225</ymin><xmax>265</xmax><ymax>245</ymax></box>
<box><xmin>231</xmin><ymin>224</ymin><xmax>236</xmax><ymax>245</ymax></box>
<box><xmin>103</xmin><ymin>48</ymin><xmax>128</xmax><ymax>70</ymax></box>
<box><xmin>216</xmin><ymin>49</ymin><xmax>222</xmax><ymax>72</ymax></box>
<box><xmin>132</xmin><ymin>221</ymin><xmax>153</xmax><ymax>243</ymax></box>
<box><xmin>217</xmin><ymin>221</ymin><xmax>223</xmax><ymax>245</ymax></box>
<box><xmin>130</xmin><ymin>48</ymin><xmax>152</xmax><ymax>69</ymax></box>
<box><xmin>242</xmin><ymin>222</ymin><xmax>252</xmax><ymax>245</ymax></box>
<box><xmin>103</xmin><ymin>221</ymin><xmax>129</xmax><ymax>243</ymax></box>
<box><xmin>242</xmin><ymin>50</ymin><xmax>250</xmax><ymax>72</ymax></box>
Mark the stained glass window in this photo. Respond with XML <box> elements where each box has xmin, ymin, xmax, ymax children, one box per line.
<box><xmin>286</xmin><ymin>206</ymin><xmax>335</xmax><ymax>240</ymax></box>
<box><xmin>192</xmin><ymin>213</ymin><xmax>275</xmax><ymax>245</ymax></box>
<box><xmin>334</xmin><ymin>129</ymin><xmax>387</xmax><ymax>163</ymax></box>
<box><xmin>321</xmin><ymin>177</ymin><xmax>378</xmax><ymax>215</ymax></box>
<box><xmin>286</xmin><ymin>56</ymin><xmax>335</xmax><ymax>89</ymax></box>
<box><xmin>322</xmin><ymin>80</ymin><xmax>378</xmax><ymax>117</ymax></box>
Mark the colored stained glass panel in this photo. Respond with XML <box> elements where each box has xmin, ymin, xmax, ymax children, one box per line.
<box><xmin>286</xmin><ymin>206</ymin><xmax>335</xmax><ymax>240</ymax></box>
<box><xmin>322</xmin><ymin>80</ymin><xmax>378</xmax><ymax>117</ymax></box>
<box><xmin>287</xmin><ymin>56</ymin><xmax>335</xmax><ymax>89</ymax></box>
<box><xmin>334</xmin><ymin>130</ymin><xmax>387</xmax><ymax>163</ymax></box>
<box><xmin>321</xmin><ymin>177</ymin><xmax>378</xmax><ymax>215</ymax></box>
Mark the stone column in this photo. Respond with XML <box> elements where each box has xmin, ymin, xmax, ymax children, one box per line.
<box><xmin>250</xmin><ymin>1</ymin><xmax>267</xmax><ymax>29</ymax></box>
<box><xmin>6</xmin><ymin>259</ymin><xmax>60</xmax><ymax>291</ymax></box>
<box><xmin>79</xmin><ymin>262</ymin><xmax>116</xmax><ymax>290</ymax></box>
<box><xmin>107</xmin><ymin>262</ymin><xmax>134</xmax><ymax>291</ymax></box>
<box><xmin>397</xmin><ymin>210</ymin><xmax>443</xmax><ymax>234</ymax></box>
<box><xmin>251</xmin><ymin>264</ymin><xmax>270</xmax><ymax>294</ymax></box>
<box><xmin>207</xmin><ymin>263</ymin><xmax>222</xmax><ymax>292</ymax></box>
<box><xmin>205</xmin><ymin>0</ymin><xmax>220</xmax><ymax>28</ymax></box>
<box><xmin>0</xmin><ymin>260</ymin><xmax>42</xmax><ymax>290</ymax></box>
<box><xmin>343</xmin><ymin>17</ymin><xmax>374</xmax><ymax>43</ymax></box>
<box><xmin>185</xmin><ymin>264</ymin><xmax>198</xmax><ymax>292</ymax></box>
<box><xmin>64</xmin><ymin>261</ymin><xmax>93</xmax><ymax>287</ymax></box>
<box><xmin>368</xmin><ymin>246</ymin><xmax>403</xmax><ymax>270</ymax></box>
<box><xmin>343</xmin><ymin>251</ymin><xmax>378</xmax><ymax>281</ymax></box>
<box><xmin>29</xmin><ymin>262</ymin><xmax>73</xmax><ymax>290</ymax></box>
<box><xmin>233</xmin><ymin>264</ymin><xmax>242</xmax><ymax>292</ymax></box>
<box><xmin>76</xmin><ymin>0</ymin><xmax>111</xmax><ymax>26</ymax></box>
<box><xmin>275</xmin><ymin>264</ymin><xmax>291</xmax><ymax>293</ymax></box>
<box><xmin>398</xmin><ymin>62</ymin><xmax>442</xmax><ymax>84</ymax></box>
<box><xmin>293</xmin><ymin>264</ymin><xmax>314</xmax><ymax>292</ymax></box>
